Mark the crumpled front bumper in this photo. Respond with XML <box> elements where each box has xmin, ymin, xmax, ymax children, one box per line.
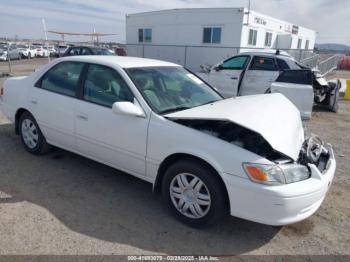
<box><xmin>222</xmin><ymin>144</ymin><xmax>336</xmax><ymax>226</ymax></box>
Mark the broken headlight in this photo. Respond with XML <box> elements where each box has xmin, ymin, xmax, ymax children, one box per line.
<box><xmin>243</xmin><ymin>163</ymin><xmax>310</xmax><ymax>186</ymax></box>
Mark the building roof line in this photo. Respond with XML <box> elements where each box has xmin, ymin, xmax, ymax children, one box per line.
<box><xmin>127</xmin><ymin>7</ymin><xmax>244</xmax><ymax>16</ymax></box>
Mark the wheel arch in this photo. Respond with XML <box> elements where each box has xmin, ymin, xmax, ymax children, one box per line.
<box><xmin>153</xmin><ymin>153</ymin><xmax>230</xmax><ymax>210</ymax></box>
<box><xmin>15</xmin><ymin>108</ymin><xmax>31</xmax><ymax>134</ymax></box>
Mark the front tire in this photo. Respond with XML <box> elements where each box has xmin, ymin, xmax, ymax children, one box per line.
<box><xmin>162</xmin><ymin>159</ymin><xmax>228</xmax><ymax>228</ymax></box>
<box><xmin>19</xmin><ymin>112</ymin><xmax>51</xmax><ymax>155</ymax></box>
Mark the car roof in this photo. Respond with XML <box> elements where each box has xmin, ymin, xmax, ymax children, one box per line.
<box><xmin>57</xmin><ymin>55</ymin><xmax>181</xmax><ymax>68</ymax></box>
<box><xmin>239</xmin><ymin>51</ymin><xmax>294</xmax><ymax>60</ymax></box>
<box><xmin>68</xmin><ymin>46</ymin><xmax>108</xmax><ymax>49</ymax></box>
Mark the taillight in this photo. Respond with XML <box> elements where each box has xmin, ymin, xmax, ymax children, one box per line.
<box><xmin>0</xmin><ymin>87</ymin><xmax>4</xmax><ymax>97</ymax></box>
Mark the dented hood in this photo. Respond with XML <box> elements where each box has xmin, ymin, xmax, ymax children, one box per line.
<box><xmin>165</xmin><ymin>93</ymin><xmax>304</xmax><ymax>161</ymax></box>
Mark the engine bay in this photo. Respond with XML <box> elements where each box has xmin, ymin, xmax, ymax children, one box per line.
<box><xmin>171</xmin><ymin>119</ymin><xmax>331</xmax><ymax>172</ymax></box>
<box><xmin>171</xmin><ymin>119</ymin><xmax>286</xmax><ymax>161</ymax></box>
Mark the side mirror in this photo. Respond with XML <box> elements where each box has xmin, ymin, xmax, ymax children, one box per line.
<box><xmin>213</xmin><ymin>65</ymin><xmax>222</xmax><ymax>71</ymax></box>
<box><xmin>112</xmin><ymin>102</ymin><xmax>145</xmax><ymax>117</ymax></box>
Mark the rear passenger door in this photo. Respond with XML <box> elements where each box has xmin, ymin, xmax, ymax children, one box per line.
<box><xmin>271</xmin><ymin>70</ymin><xmax>314</xmax><ymax>119</ymax></box>
<box><xmin>239</xmin><ymin>56</ymin><xmax>280</xmax><ymax>96</ymax></box>
<box><xmin>29</xmin><ymin>61</ymin><xmax>85</xmax><ymax>151</ymax></box>
<box><xmin>75</xmin><ymin>63</ymin><xmax>149</xmax><ymax>178</ymax></box>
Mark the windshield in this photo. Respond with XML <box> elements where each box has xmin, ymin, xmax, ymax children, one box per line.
<box><xmin>126</xmin><ymin>66</ymin><xmax>222</xmax><ymax>114</ymax></box>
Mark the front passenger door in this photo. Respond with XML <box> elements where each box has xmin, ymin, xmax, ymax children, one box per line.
<box><xmin>208</xmin><ymin>55</ymin><xmax>250</xmax><ymax>98</ymax></box>
<box><xmin>75</xmin><ymin>64</ymin><xmax>149</xmax><ymax>178</ymax></box>
<box><xmin>239</xmin><ymin>56</ymin><xmax>280</xmax><ymax>96</ymax></box>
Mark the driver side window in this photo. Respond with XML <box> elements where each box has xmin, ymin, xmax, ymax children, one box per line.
<box><xmin>83</xmin><ymin>64</ymin><xmax>134</xmax><ymax>107</ymax></box>
<box><xmin>220</xmin><ymin>56</ymin><xmax>249</xmax><ymax>70</ymax></box>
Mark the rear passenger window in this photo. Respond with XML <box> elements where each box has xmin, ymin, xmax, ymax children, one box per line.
<box><xmin>81</xmin><ymin>48</ymin><xmax>92</xmax><ymax>55</ymax></box>
<box><xmin>276</xmin><ymin>70</ymin><xmax>312</xmax><ymax>85</ymax></box>
<box><xmin>68</xmin><ymin>48</ymin><xmax>80</xmax><ymax>56</ymax></box>
<box><xmin>83</xmin><ymin>64</ymin><xmax>134</xmax><ymax>107</ymax></box>
<box><xmin>277</xmin><ymin>59</ymin><xmax>290</xmax><ymax>70</ymax></box>
<box><xmin>250</xmin><ymin>56</ymin><xmax>278</xmax><ymax>71</ymax></box>
<box><xmin>40</xmin><ymin>62</ymin><xmax>84</xmax><ymax>97</ymax></box>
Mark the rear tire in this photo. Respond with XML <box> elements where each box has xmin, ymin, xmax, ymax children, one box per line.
<box><xmin>326</xmin><ymin>82</ymin><xmax>340</xmax><ymax>113</ymax></box>
<box><xmin>162</xmin><ymin>159</ymin><xmax>228</xmax><ymax>228</ymax></box>
<box><xmin>19</xmin><ymin>112</ymin><xmax>51</xmax><ymax>155</ymax></box>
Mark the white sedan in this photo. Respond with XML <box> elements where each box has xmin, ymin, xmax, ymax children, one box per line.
<box><xmin>35</xmin><ymin>46</ymin><xmax>49</xmax><ymax>57</ymax></box>
<box><xmin>17</xmin><ymin>45</ymin><xmax>37</xmax><ymax>59</ymax></box>
<box><xmin>0</xmin><ymin>56</ymin><xmax>336</xmax><ymax>227</ymax></box>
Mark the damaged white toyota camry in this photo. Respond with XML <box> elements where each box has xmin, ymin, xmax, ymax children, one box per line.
<box><xmin>0</xmin><ymin>56</ymin><xmax>336</xmax><ymax>228</ymax></box>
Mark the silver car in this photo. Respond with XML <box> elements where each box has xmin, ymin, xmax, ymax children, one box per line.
<box><xmin>0</xmin><ymin>46</ymin><xmax>22</xmax><ymax>61</ymax></box>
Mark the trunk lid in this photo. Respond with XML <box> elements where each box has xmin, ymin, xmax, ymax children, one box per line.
<box><xmin>165</xmin><ymin>93</ymin><xmax>304</xmax><ymax>161</ymax></box>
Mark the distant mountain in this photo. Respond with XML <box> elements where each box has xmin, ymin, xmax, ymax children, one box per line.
<box><xmin>315</xmin><ymin>43</ymin><xmax>350</xmax><ymax>51</ymax></box>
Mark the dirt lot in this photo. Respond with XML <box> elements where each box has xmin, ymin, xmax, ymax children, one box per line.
<box><xmin>0</xmin><ymin>62</ymin><xmax>350</xmax><ymax>255</ymax></box>
<box><xmin>0</xmin><ymin>58</ymin><xmax>51</xmax><ymax>77</ymax></box>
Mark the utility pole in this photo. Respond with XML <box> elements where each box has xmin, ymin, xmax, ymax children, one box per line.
<box><xmin>247</xmin><ymin>0</ymin><xmax>251</xmax><ymax>25</ymax></box>
<box><xmin>42</xmin><ymin>18</ymin><xmax>50</xmax><ymax>63</ymax></box>
<box><xmin>7</xmin><ymin>45</ymin><xmax>12</xmax><ymax>74</ymax></box>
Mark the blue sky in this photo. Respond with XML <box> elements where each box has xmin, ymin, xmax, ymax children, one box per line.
<box><xmin>0</xmin><ymin>0</ymin><xmax>348</xmax><ymax>44</ymax></box>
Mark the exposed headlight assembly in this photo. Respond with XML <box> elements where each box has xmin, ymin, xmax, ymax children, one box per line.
<box><xmin>243</xmin><ymin>163</ymin><xmax>310</xmax><ymax>186</ymax></box>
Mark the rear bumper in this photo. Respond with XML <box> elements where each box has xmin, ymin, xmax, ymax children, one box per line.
<box><xmin>222</xmin><ymin>144</ymin><xmax>336</xmax><ymax>226</ymax></box>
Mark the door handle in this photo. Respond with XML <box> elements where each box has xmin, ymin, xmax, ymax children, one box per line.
<box><xmin>76</xmin><ymin>114</ymin><xmax>88</xmax><ymax>121</ymax></box>
<box><xmin>231</xmin><ymin>77</ymin><xmax>238</xmax><ymax>80</ymax></box>
<box><xmin>30</xmin><ymin>98</ymin><xmax>38</xmax><ymax>105</ymax></box>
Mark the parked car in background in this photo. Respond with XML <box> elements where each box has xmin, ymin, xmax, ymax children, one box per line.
<box><xmin>197</xmin><ymin>51</ymin><xmax>340</xmax><ymax>119</ymax></box>
<box><xmin>63</xmin><ymin>46</ymin><xmax>115</xmax><ymax>57</ymax></box>
<box><xmin>0</xmin><ymin>45</ymin><xmax>22</xmax><ymax>61</ymax></box>
<box><xmin>115</xmin><ymin>47</ymin><xmax>127</xmax><ymax>56</ymax></box>
<box><xmin>56</xmin><ymin>45</ymin><xmax>69</xmax><ymax>57</ymax></box>
<box><xmin>46</xmin><ymin>46</ymin><xmax>57</xmax><ymax>57</ymax></box>
<box><xmin>0</xmin><ymin>56</ymin><xmax>336</xmax><ymax>228</ymax></box>
<box><xmin>35</xmin><ymin>46</ymin><xmax>49</xmax><ymax>57</ymax></box>
<box><xmin>17</xmin><ymin>45</ymin><xmax>37</xmax><ymax>59</ymax></box>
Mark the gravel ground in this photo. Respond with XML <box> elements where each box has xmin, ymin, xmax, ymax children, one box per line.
<box><xmin>0</xmin><ymin>67</ymin><xmax>349</xmax><ymax>255</ymax></box>
<box><xmin>0</xmin><ymin>58</ymin><xmax>51</xmax><ymax>76</ymax></box>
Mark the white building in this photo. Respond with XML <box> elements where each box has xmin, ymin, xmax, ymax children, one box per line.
<box><xmin>126</xmin><ymin>8</ymin><xmax>317</xmax><ymax>71</ymax></box>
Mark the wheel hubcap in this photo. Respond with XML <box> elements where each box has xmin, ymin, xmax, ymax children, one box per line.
<box><xmin>170</xmin><ymin>173</ymin><xmax>211</xmax><ymax>219</ymax></box>
<box><xmin>21</xmin><ymin>119</ymin><xmax>39</xmax><ymax>149</ymax></box>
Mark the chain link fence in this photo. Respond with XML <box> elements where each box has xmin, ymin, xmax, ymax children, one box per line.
<box><xmin>127</xmin><ymin>44</ymin><xmax>341</xmax><ymax>75</ymax></box>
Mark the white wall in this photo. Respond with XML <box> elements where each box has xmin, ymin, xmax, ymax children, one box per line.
<box><xmin>126</xmin><ymin>8</ymin><xmax>245</xmax><ymax>47</ymax></box>
<box><xmin>125</xmin><ymin>8</ymin><xmax>317</xmax><ymax>71</ymax></box>
<box><xmin>240</xmin><ymin>10</ymin><xmax>316</xmax><ymax>50</ymax></box>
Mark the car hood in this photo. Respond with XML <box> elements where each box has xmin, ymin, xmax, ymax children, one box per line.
<box><xmin>165</xmin><ymin>93</ymin><xmax>304</xmax><ymax>161</ymax></box>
